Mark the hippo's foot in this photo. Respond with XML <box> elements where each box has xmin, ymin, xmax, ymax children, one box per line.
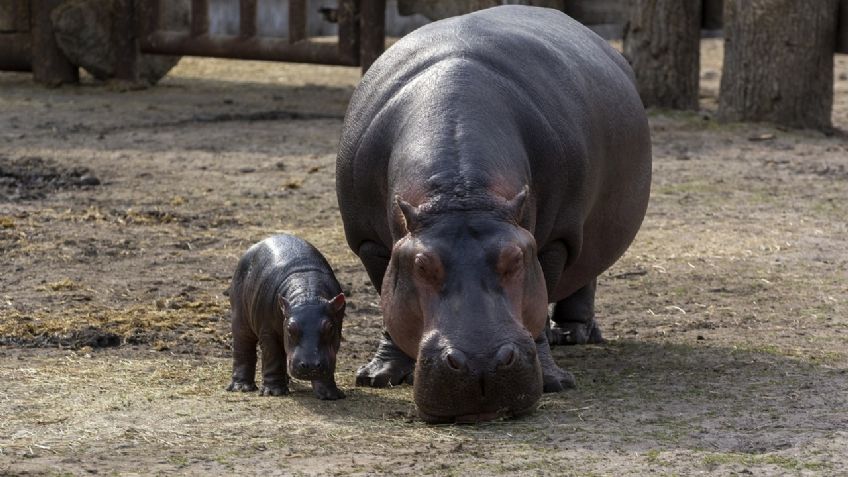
<box><xmin>535</xmin><ymin>332</ymin><xmax>576</xmax><ymax>392</ymax></box>
<box><xmin>259</xmin><ymin>382</ymin><xmax>290</xmax><ymax>396</ymax></box>
<box><xmin>355</xmin><ymin>332</ymin><xmax>415</xmax><ymax>388</ymax></box>
<box><xmin>226</xmin><ymin>380</ymin><xmax>258</xmax><ymax>392</ymax></box>
<box><xmin>548</xmin><ymin>318</ymin><xmax>606</xmax><ymax>346</ymax></box>
<box><xmin>312</xmin><ymin>380</ymin><xmax>346</xmax><ymax>400</ymax></box>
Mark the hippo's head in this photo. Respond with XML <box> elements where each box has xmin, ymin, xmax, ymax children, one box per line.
<box><xmin>381</xmin><ymin>188</ymin><xmax>548</xmax><ymax>423</ymax></box>
<box><xmin>279</xmin><ymin>294</ymin><xmax>345</xmax><ymax>381</ymax></box>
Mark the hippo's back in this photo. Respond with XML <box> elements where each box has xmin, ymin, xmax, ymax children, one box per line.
<box><xmin>337</xmin><ymin>5</ymin><xmax>651</xmax><ymax>301</ymax></box>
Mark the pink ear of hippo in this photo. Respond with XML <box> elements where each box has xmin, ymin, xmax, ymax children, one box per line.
<box><xmin>328</xmin><ymin>293</ymin><xmax>346</xmax><ymax>316</ymax></box>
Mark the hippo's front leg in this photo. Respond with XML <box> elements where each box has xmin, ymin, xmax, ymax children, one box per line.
<box><xmin>355</xmin><ymin>332</ymin><xmax>415</xmax><ymax>388</ymax></box>
<box><xmin>311</xmin><ymin>379</ymin><xmax>346</xmax><ymax>400</ymax></box>
<box><xmin>535</xmin><ymin>329</ymin><xmax>576</xmax><ymax>392</ymax></box>
<box><xmin>259</xmin><ymin>332</ymin><xmax>290</xmax><ymax>396</ymax></box>
<box><xmin>549</xmin><ymin>279</ymin><xmax>606</xmax><ymax>345</ymax></box>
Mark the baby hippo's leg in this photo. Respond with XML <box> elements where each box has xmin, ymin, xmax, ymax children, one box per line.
<box><xmin>227</xmin><ymin>312</ymin><xmax>258</xmax><ymax>392</ymax></box>
<box><xmin>259</xmin><ymin>332</ymin><xmax>289</xmax><ymax>396</ymax></box>
<box><xmin>311</xmin><ymin>378</ymin><xmax>345</xmax><ymax>400</ymax></box>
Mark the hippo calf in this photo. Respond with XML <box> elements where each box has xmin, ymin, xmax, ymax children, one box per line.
<box><xmin>336</xmin><ymin>6</ymin><xmax>651</xmax><ymax>422</ymax></box>
<box><xmin>227</xmin><ymin>234</ymin><xmax>346</xmax><ymax>400</ymax></box>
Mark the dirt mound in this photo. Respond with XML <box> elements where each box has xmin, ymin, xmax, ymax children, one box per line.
<box><xmin>0</xmin><ymin>157</ymin><xmax>100</xmax><ymax>201</ymax></box>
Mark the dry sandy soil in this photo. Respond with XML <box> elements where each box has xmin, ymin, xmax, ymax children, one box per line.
<box><xmin>1</xmin><ymin>39</ymin><xmax>847</xmax><ymax>476</ymax></box>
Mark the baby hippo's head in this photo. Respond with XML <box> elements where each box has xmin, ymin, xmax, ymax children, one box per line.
<box><xmin>279</xmin><ymin>294</ymin><xmax>345</xmax><ymax>381</ymax></box>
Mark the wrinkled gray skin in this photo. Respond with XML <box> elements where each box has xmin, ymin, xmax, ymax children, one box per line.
<box><xmin>336</xmin><ymin>6</ymin><xmax>651</xmax><ymax>422</ymax></box>
<box><xmin>227</xmin><ymin>234</ymin><xmax>346</xmax><ymax>400</ymax></box>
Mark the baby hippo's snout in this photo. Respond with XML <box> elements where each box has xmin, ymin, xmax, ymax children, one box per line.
<box><xmin>288</xmin><ymin>350</ymin><xmax>332</xmax><ymax>381</ymax></box>
<box><xmin>414</xmin><ymin>334</ymin><xmax>543</xmax><ymax>423</ymax></box>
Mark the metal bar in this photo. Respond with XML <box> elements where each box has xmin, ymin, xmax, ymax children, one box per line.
<box><xmin>140</xmin><ymin>31</ymin><xmax>357</xmax><ymax>65</ymax></box>
<box><xmin>337</xmin><ymin>0</ymin><xmax>359</xmax><ymax>65</ymax></box>
<box><xmin>31</xmin><ymin>0</ymin><xmax>78</xmax><ymax>85</ymax></box>
<box><xmin>289</xmin><ymin>0</ymin><xmax>307</xmax><ymax>43</ymax></box>
<box><xmin>112</xmin><ymin>0</ymin><xmax>139</xmax><ymax>81</ymax></box>
<box><xmin>239</xmin><ymin>0</ymin><xmax>257</xmax><ymax>38</ymax></box>
<box><xmin>0</xmin><ymin>32</ymin><xmax>32</xmax><ymax>70</ymax></box>
<box><xmin>359</xmin><ymin>0</ymin><xmax>385</xmax><ymax>73</ymax></box>
<box><xmin>190</xmin><ymin>0</ymin><xmax>209</xmax><ymax>36</ymax></box>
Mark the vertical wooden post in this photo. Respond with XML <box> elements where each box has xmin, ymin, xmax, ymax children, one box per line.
<box><xmin>113</xmin><ymin>0</ymin><xmax>139</xmax><ymax>81</ymax></box>
<box><xmin>359</xmin><ymin>0</ymin><xmax>385</xmax><ymax>74</ymax></box>
<box><xmin>190</xmin><ymin>0</ymin><xmax>209</xmax><ymax>36</ymax></box>
<box><xmin>337</xmin><ymin>0</ymin><xmax>359</xmax><ymax>65</ymax></box>
<box><xmin>837</xmin><ymin>0</ymin><xmax>848</xmax><ymax>53</ymax></box>
<box><xmin>239</xmin><ymin>0</ymin><xmax>257</xmax><ymax>38</ymax></box>
<box><xmin>31</xmin><ymin>0</ymin><xmax>78</xmax><ymax>85</ymax></box>
<box><xmin>289</xmin><ymin>0</ymin><xmax>307</xmax><ymax>43</ymax></box>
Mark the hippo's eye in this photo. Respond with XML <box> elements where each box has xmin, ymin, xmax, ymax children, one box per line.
<box><xmin>286</xmin><ymin>321</ymin><xmax>301</xmax><ymax>341</ymax></box>
<box><xmin>414</xmin><ymin>253</ymin><xmax>443</xmax><ymax>284</ymax></box>
<box><xmin>320</xmin><ymin>319</ymin><xmax>335</xmax><ymax>341</ymax></box>
<box><xmin>498</xmin><ymin>245</ymin><xmax>524</xmax><ymax>278</ymax></box>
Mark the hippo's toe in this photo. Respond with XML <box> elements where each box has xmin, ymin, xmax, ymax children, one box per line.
<box><xmin>356</xmin><ymin>333</ymin><xmax>415</xmax><ymax>387</ymax></box>
<box><xmin>549</xmin><ymin>318</ymin><xmax>606</xmax><ymax>346</ymax></box>
<box><xmin>312</xmin><ymin>380</ymin><xmax>346</xmax><ymax>400</ymax></box>
<box><xmin>226</xmin><ymin>380</ymin><xmax>258</xmax><ymax>392</ymax></box>
<box><xmin>259</xmin><ymin>383</ymin><xmax>290</xmax><ymax>396</ymax></box>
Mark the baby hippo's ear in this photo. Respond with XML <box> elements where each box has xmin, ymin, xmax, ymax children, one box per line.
<box><xmin>277</xmin><ymin>295</ymin><xmax>291</xmax><ymax>319</ymax></box>
<box><xmin>328</xmin><ymin>293</ymin><xmax>346</xmax><ymax>318</ymax></box>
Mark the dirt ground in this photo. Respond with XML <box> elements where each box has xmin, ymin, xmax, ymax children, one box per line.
<box><xmin>1</xmin><ymin>39</ymin><xmax>847</xmax><ymax>476</ymax></box>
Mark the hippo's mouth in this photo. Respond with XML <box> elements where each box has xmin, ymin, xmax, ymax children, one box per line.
<box><xmin>416</xmin><ymin>402</ymin><xmax>539</xmax><ymax>424</ymax></box>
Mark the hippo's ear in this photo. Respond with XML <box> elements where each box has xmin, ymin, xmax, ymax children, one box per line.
<box><xmin>505</xmin><ymin>185</ymin><xmax>529</xmax><ymax>222</ymax></box>
<box><xmin>328</xmin><ymin>293</ymin><xmax>346</xmax><ymax>319</ymax></box>
<box><xmin>395</xmin><ymin>196</ymin><xmax>420</xmax><ymax>234</ymax></box>
<box><xmin>277</xmin><ymin>295</ymin><xmax>291</xmax><ymax>319</ymax></box>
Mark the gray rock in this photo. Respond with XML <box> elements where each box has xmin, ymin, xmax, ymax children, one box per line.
<box><xmin>51</xmin><ymin>0</ymin><xmax>180</xmax><ymax>84</ymax></box>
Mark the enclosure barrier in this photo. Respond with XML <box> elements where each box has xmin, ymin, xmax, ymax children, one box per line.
<box><xmin>137</xmin><ymin>0</ymin><xmax>385</xmax><ymax>70</ymax></box>
<box><xmin>2</xmin><ymin>0</ymin><xmax>848</xmax><ymax>86</ymax></box>
<box><xmin>0</xmin><ymin>0</ymin><xmax>387</xmax><ymax>84</ymax></box>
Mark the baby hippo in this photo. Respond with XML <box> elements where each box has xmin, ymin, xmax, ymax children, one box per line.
<box><xmin>226</xmin><ymin>234</ymin><xmax>346</xmax><ymax>400</ymax></box>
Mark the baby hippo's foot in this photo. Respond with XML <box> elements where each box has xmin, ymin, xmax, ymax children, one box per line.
<box><xmin>226</xmin><ymin>380</ymin><xmax>258</xmax><ymax>392</ymax></box>
<box><xmin>549</xmin><ymin>318</ymin><xmax>606</xmax><ymax>346</ymax></box>
<box><xmin>312</xmin><ymin>380</ymin><xmax>346</xmax><ymax>400</ymax></box>
<box><xmin>259</xmin><ymin>382</ymin><xmax>290</xmax><ymax>396</ymax></box>
<box><xmin>355</xmin><ymin>332</ymin><xmax>415</xmax><ymax>388</ymax></box>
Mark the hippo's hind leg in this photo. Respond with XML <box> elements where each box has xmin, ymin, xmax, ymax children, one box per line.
<box><xmin>535</xmin><ymin>331</ymin><xmax>576</xmax><ymax>392</ymax></box>
<box><xmin>227</xmin><ymin>310</ymin><xmax>259</xmax><ymax>392</ymax></box>
<box><xmin>549</xmin><ymin>278</ymin><xmax>606</xmax><ymax>346</ymax></box>
<box><xmin>356</xmin><ymin>331</ymin><xmax>416</xmax><ymax>388</ymax></box>
<box><xmin>258</xmin><ymin>332</ymin><xmax>290</xmax><ymax>396</ymax></box>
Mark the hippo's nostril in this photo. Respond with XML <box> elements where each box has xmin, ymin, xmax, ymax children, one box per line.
<box><xmin>444</xmin><ymin>348</ymin><xmax>467</xmax><ymax>371</ymax></box>
<box><xmin>496</xmin><ymin>343</ymin><xmax>517</xmax><ymax>369</ymax></box>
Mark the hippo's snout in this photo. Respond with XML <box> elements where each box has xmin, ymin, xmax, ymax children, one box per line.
<box><xmin>289</xmin><ymin>350</ymin><xmax>333</xmax><ymax>381</ymax></box>
<box><xmin>414</xmin><ymin>336</ymin><xmax>543</xmax><ymax>423</ymax></box>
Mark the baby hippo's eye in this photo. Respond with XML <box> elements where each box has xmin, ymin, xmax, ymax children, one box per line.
<box><xmin>320</xmin><ymin>319</ymin><xmax>335</xmax><ymax>340</ymax></box>
<box><xmin>286</xmin><ymin>321</ymin><xmax>301</xmax><ymax>341</ymax></box>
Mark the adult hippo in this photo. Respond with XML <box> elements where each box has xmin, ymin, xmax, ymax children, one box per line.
<box><xmin>336</xmin><ymin>5</ymin><xmax>651</xmax><ymax>423</ymax></box>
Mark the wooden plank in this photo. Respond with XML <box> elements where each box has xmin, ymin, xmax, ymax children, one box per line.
<box><xmin>838</xmin><ymin>0</ymin><xmax>848</xmax><ymax>53</ymax></box>
<box><xmin>31</xmin><ymin>0</ymin><xmax>78</xmax><ymax>85</ymax></box>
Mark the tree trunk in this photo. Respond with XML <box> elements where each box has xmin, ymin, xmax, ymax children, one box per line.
<box><xmin>623</xmin><ymin>0</ymin><xmax>702</xmax><ymax>110</ymax></box>
<box><xmin>718</xmin><ymin>0</ymin><xmax>839</xmax><ymax>129</ymax></box>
